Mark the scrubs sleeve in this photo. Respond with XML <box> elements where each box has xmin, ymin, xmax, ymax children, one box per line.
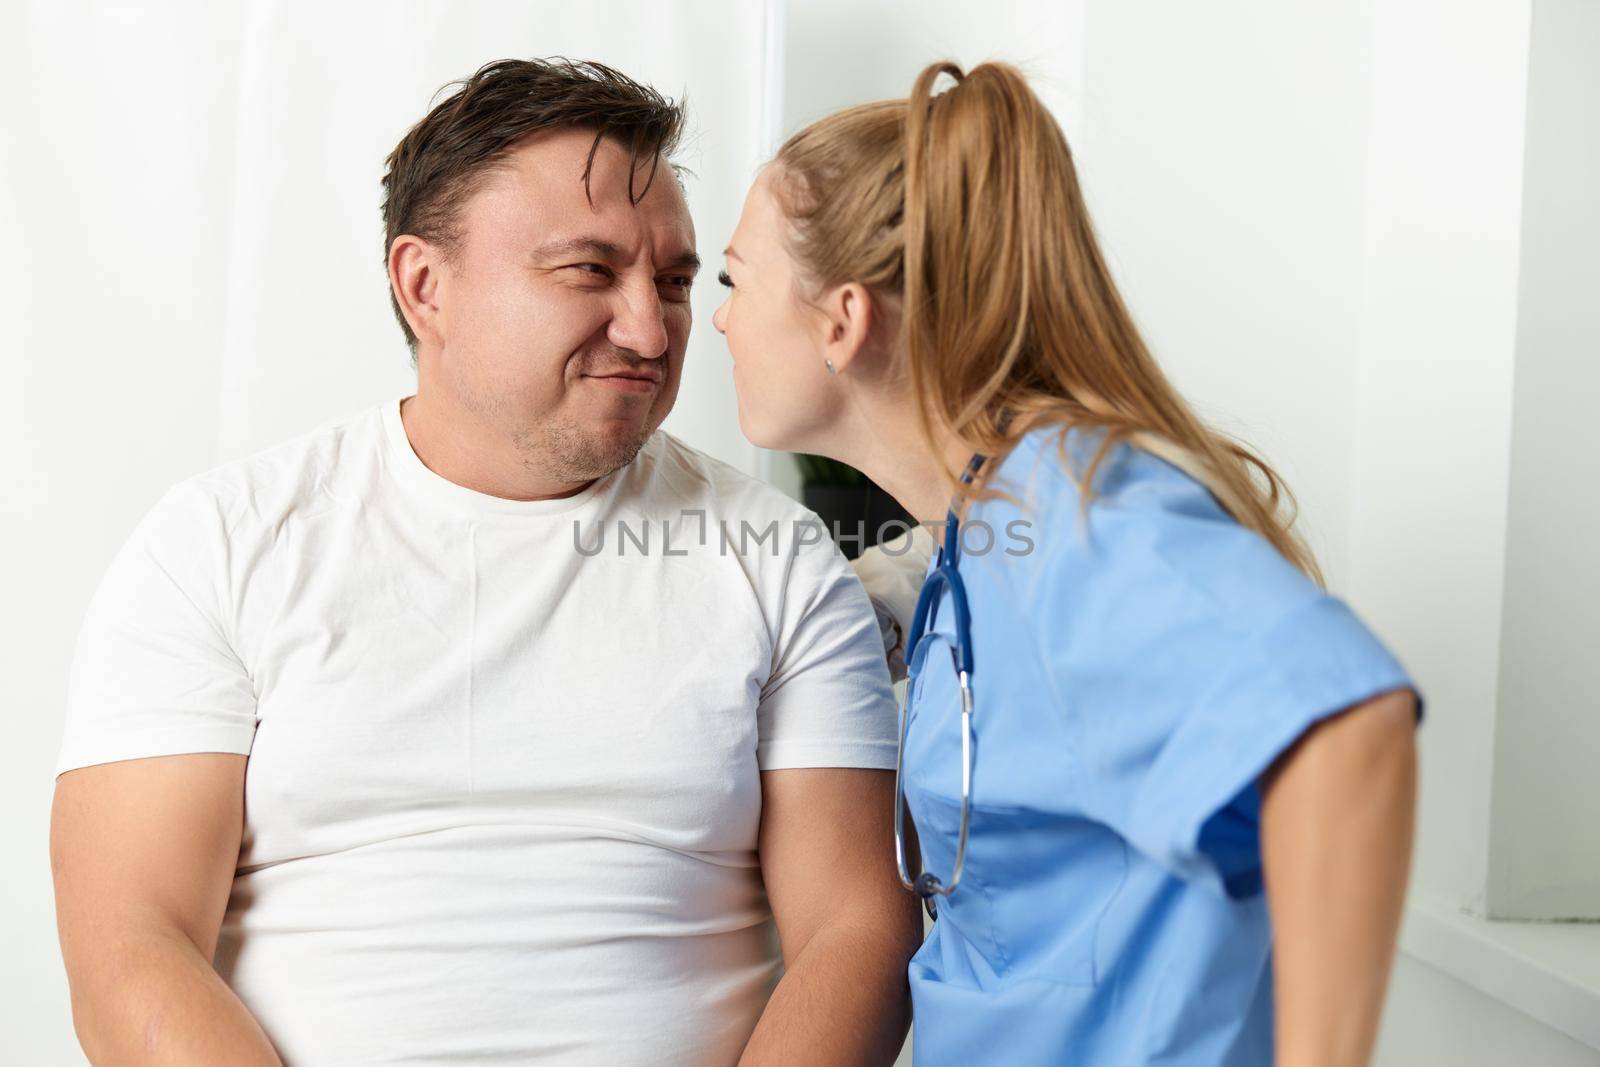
<box><xmin>1027</xmin><ymin>451</ymin><xmax>1418</xmax><ymax>899</ymax></box>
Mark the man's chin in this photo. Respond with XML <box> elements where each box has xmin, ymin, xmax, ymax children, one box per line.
<box><xmin>547</xmin><ymin>421</ymin><xmax>654</xmax><ymax>481</ymax></box>
<box><xmin>591</xmin><ymin>428</ymin><xmax>652</xmax><ymax>474</ymax></box>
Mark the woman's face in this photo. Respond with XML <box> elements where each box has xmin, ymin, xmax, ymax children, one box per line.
<box><xmin>712</xmin><ymin>168</ymin><xmax>842</xmax><ymax>452</ymax></box>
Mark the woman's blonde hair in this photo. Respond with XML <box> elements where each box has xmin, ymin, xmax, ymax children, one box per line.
<box><xmin>772</xmin><ymin>61</ymin><xmax>1322</xmax><ymax>584</ymax></box>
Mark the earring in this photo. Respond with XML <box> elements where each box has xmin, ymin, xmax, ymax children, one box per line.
<box><xmin>825</xmin><ymin>359</ymin><xmax>836</xmax><ymax>375</ymax></box>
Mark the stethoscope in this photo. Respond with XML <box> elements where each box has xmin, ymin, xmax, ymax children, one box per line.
<box><xmin>892</xmin><ymin>446</ymin><xmax>990</xmax><ymax>920</ymax></box>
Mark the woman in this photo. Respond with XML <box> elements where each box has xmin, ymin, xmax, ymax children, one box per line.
<box><xmin>713</xmin><ymin>61</ymin><xmax>1418</xmax><ymax>1066</ymax></box>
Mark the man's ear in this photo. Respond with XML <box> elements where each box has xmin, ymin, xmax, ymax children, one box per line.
<box><xmin>818</xmin><ymin>282</ymin><xmax>875</xmax><ymax>377</ymax></box>
<box><xmin>388</xmin><ymin>235</ymin><xmax>445</xmax><ymax>350</ymax></box>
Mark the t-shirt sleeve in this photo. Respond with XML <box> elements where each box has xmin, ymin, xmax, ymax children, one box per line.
<box><xmin>756</xmin><ymin>516</ymin><xmax>900</xmax><ymax>771</ymax></box>
<box><xmin>1031</xmin><ymin>453</ymin><xmax>1418</xmax><ymax>899</ymax></box>
<box><xmin>56</xmin><ymin>482</ymin><xmax>258</xmax><ymax>776</ymax></box>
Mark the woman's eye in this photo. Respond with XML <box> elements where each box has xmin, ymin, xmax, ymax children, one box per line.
<box><xmin>717</xmin><ymin>270</ymin><xmax>734</xmax><ymax>289</ymax></box>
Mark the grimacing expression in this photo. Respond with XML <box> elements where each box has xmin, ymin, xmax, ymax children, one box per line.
<box><xmin>433</xmin><ymin>128</ymin><xmax>699</xmax><ymax>481</ymax></box>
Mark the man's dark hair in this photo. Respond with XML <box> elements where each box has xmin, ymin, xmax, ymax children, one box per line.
<box><xmin>381</xmin><ymin>58</ymin><xmax>686</xmax><ymax>350</ymax></box>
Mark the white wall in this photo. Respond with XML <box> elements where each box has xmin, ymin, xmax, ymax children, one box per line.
<box><xmin>1075</xmin><ymin>0</ymin><xmax>1374</xmax><ymax>584</ymax></box>
<box><xmin>782</xmin><ymin>0</ymin><xmax>1083</xmax><ymax>132</ymax></box>
<box><xmin>1346</xmin><ymin>0</ymin><xmax>1532</xmax><ymax>918</ymax></box>
<box><xmin>1488</xmin><ymin>0</ymin><xmax>1600</xmax><ymax>922</ymax></box>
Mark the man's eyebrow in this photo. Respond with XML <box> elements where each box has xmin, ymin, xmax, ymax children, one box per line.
<box><xmin>531</xmin><ymin>238</ymin><xmax>699</xmax><ymax>272</ymax></box>
<box><xmin>530</xmin><ymin>237</ymin><xmax>624</xmax><ymax>262</ymax></box>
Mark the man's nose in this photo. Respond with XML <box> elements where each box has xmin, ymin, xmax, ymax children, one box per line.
<box><xmin>607</xmin><ymin>285</ymin><xmax>669</xmax><ymax>360</ymax></box>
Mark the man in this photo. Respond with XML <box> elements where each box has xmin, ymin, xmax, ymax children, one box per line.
<box><xmin>50</xmin><ymin>59</ymin><xmax>921</xmax><ymax>1065</ymax></box>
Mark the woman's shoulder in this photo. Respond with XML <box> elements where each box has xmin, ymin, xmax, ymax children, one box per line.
<box><xmin>986</xmin><ymin>422</ymin><xmax>1323</xmax><ymax>629</ymax></box>
<box><xmin>992</xmin><ymin>423</ymin><xmax>1224</xmax><ymax>527</ymax></box>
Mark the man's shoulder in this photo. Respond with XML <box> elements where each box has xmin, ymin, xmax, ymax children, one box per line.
<box><xmin>641</xmin><ymin>431</ymin><xmax>817</xmax><ymax>525</ymax></box>
<box><xmin>156</xmin><ymin>402</ymin><xmax>386</xmax><ymax>534</ymax></box>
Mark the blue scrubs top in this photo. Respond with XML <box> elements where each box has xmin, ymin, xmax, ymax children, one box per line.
<box><xmin>902</xmin><ymin>425</ymin><xmax>1417</xmax><ymax>1066</ymax></box>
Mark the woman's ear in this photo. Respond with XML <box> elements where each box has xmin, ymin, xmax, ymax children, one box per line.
<box><xmin>818</xmin><ymin>282</ymin><xmax>875</xmax><ymax>376</ymax></box>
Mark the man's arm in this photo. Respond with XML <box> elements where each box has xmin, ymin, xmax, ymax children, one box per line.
<box><xmin>51</xmin><ymin>753</ymin><xmax>283</xmax><ymax>1065</ymax></box>
<box><xmin>741</xmin><ymin>768</ymin><xmax>923</xmax><ymax>1066</ymax></box>
<box><xmin>1261</xmin><ymin>688</ymin><xmax>1418</xmax><ymax>1067</ymax></box>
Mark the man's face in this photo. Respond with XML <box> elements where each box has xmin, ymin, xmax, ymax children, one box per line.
<box><xmin>428</xmin><ymin>128</ymin><xmax>698</xmax><ymax>481</ymax></box>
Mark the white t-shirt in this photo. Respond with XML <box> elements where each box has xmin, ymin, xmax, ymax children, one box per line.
<box><xmin>58</xmin><ymin>398</ymin><xmax>899</xmax><ymax>1066</ymax></box>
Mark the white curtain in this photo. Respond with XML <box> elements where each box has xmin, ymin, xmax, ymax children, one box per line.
<box><xmin>0</xmin><ymin>3</ymin><xmax>779</xmax><ymax>1061</ymax></box>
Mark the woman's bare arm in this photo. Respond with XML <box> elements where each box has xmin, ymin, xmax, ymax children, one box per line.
<box><xmin>1261</xmin><ymin>688</ymin><xmax>1418</xmax><ymax>1067</ymax></box>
